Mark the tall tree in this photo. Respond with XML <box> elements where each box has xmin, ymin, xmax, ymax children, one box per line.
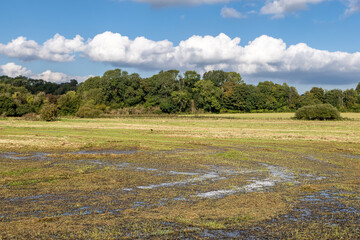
<box><xmin>310</xmin><ymin>87</ymin><xmax>325</xmax><ymax>103</ymax></box>
<box><xmin>193</xmin><ymin>79</ymin><xmax>222</xmax><ymax>112</ymax></box>
<box><xmin>325</xmin><ymin>89</ymin><xmax>344</xmax><ymax>109</ymax></box>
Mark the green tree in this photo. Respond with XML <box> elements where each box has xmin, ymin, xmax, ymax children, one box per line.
<box><xmin>144</xmin><ymin>70</ymin><xmax>179</xmax><ymax>109</ymax></box>
<box><xmin>356</xmin><ymin>82</ymin><xmax>360</xmax><ymax>93</ymax></box>
<box><xmin>193</xmin><ymin>79</ymin><xmax>222</xmax><ymax>112</ymax></box>
<box><xmin>310</xmin><ymin>87</ymin><xmax>325</xmax><ymax>103</ymax></box>
<box><xmin>40</xmin><ymin>103</ymin><xmax>58</xmax><ymax>121</ymax></box>
<box><xmin>299</xmin><ymin>91</ymin><xmax>322</xmax><ymax>107</ymax></box>
<box><xmin>203</xmin><ymin>70</ymin><xmax>228</xmax><ymax>87</ymax></box>
<box><xmin>183</xmin><ymin>71</ymin><xmax>200</xmax><ymax>95</ymax></box>
<box><xmin>256</xmin><ymin>81</ymin><xmax>278</xmax><ymax>110</ymax></box>
<box><xmin>343</xmin><ymin>89</ymin><xmax>359</xmax><ymax>111</ymax></box>
<box><xmin>0</xmin><ymin>95</ymin><xmax>17</xmax><ymax>116</ymax></box>
<box><xmin>325</xmin><ymin>89</ymin><xmax>344</xmax><ymax>109</ymax></box>
<box><xmin>171</xmin><ymin>91</ymin><xmax>191</xmax><ymax>112</ymax></box>
<box><xmin>57</xmin><ymin>91</ymin><xmax>80</xmax><ymax>115</ymax></box>
<box><xmin>203</xmin><ymin>70</ymin><xmax>243</xmax><ymax>88</ymax></box>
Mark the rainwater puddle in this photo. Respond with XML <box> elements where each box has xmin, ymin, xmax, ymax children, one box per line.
<box><xmin>195</xmin><ymin>163</ymin><xmax>296</xmax><ymax>199</ymax></box>
<box><xmin>135</xmin><ymin>172</ymin><xmax>225</xmax><ymax>190</ymax></box>
<box><xmin>341</xmin><ymin>154</ymin><xmax>360</xmax><ymax>159</ymax></box>
<box><xmin>72</xmin><ymin>150</ymin><xmax>137</xmax><ymax>155</ymax></box>
<box><xmin>281</xmin><ymin>190</ymin><xmax>360</xmax><ymax>223</ymax></box>
<box><xmin>305</xmin><ymin>155</ymin><xmax>328</xmax><ymax>163</ymax></box>
<box><xmin>0</xmin><ymin>152</ymin><xmax>50</xmax><ymax>160</ymax></box>
<box><xmin>61</xmin><ymin>206</ymin><xmax>107</xmax><ymax>217</ymax></box>
<box><xmin>200</xmin><ymin>229</ymin><xmax>245</xmax><ymax>239</ymax></box>
<box><xmin>8</xmin><ymin>194</ymin><xmax>53</xmax><ymax>202</ymax></box>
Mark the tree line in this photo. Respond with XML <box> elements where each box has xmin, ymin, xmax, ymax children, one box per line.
<box><xmin>1</xmin><ymin>69</ymin><xmax>360</xmax><ymax>117</ymax></box>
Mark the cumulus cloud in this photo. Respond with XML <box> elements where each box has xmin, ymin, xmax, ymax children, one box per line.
<box><xmin>83</xmin><ymin>31</ymin><xmax>174</xmax><ymax>69</ymax></box>
<box><xmin>131</xmin><ymin>0</ymin><xmax>231</xmax><ymax>7</ymax></box>
<box><xmin>0</xmin><ymin>62</ymin><xmax>90</xmax><ymax>83</ymax></box>
<box><xmin>0</xmin><ymin>62</ymin><xmax>32</xmax><ymax>77</ymax></box>
<box><xmin>2</xmin><ymin>32</ymin><xmax>360</xmax><ymax>85</ymax></box>
<box><xmin>0</xmin><ymin>34</ymin><xmax>84</xmax><ymax>62</ymax></box>
<box><xmin>82</xmin><ymin>32</ymin><xmax>360</xmax><ymax>85</ymax></box>
<box><xmin>32</xmin><ymin>70</ymin><xmax>90</xmax><ymax>83</ymax></box>
<box><xmin>173</xmin><ymin>33</ymin><xmax>243</xmax><ymax>69</ymax></box>
<box><xmin>260</xmin><ymin>0</ymin><xmax>325</xmax><ymax>18</ymax></box>
<box><xmin>221</xmin><ymin>7</ymin><xmax>246</xmax><ymax>18</ymax></box>
<box><xmin>40</xmin><ymin>34</ymin><xmax>85</xmax><ymax>62</ymax></box>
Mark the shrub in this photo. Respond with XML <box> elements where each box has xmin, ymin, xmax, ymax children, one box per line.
<box><xmin>40</xmin><ymin>103</ymin><xmax>58</xmax><ymax>121</ymax></box>
<box><xmin>75</xmin><ymin>105</ymin><xmax>102</xmax><ymax>118</ymax></box>
<box><xmin>21</xmin><ymin>113</ymin><xmax>40</xmax><ymax>121</ymax></box>
<box><xmin>295</xmin><ymin>104</ymin><xmax>341</xmax><ymax>120</ymax></box>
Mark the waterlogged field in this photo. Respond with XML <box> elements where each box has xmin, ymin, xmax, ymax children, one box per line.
<box><xmin>0</xmin><ymin>113</ymin><xmax>360</xmax><ymax>239</ymax></box>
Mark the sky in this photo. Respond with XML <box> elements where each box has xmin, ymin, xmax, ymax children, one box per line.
<box><xmin>1</xmin><ymin>0</ymin><xmax>360</xmax><ymax>93</ymax></box>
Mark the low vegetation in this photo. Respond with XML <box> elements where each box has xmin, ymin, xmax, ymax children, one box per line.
<box><xmin>0</xmin><ymin>114</ymin><xmax>360</xmax><ymax>238</ymax></box>
<box><xmin>295</xmin><ymin>104</ymin><xmax>341</xmax><ymax>120</ymax></box>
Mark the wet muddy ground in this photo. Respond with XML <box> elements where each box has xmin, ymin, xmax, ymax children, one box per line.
<box><xmin>1</xmin><ymin>145</ymin><xmax>359</xmax><ymax>239</ymax></box>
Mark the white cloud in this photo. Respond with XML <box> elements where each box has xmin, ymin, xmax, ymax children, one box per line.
<box><xmin>0</xmin><ymin>62</ymin><xmax>91</xmax><ymax>83</ymax></box>
<box><xmin>0</xmin><ymin>34</ymin><xmax>84</xmax><ymax>62</ymax></box>
<box><xmin>345</xmin><ymin>0</ymin><xmax>360</xmax><ymax>16</ymax></box>
<box><xmin>0</xmin><ymin>37</ymin><xmax>40</xmax><ymax>61</ymax></box>
<box><xmin>260</xmin><ymin>0</ymin><xmax>325</xmax><ymax>18</ymax></box>
<box><xmin>2</xmin><ymin>32</ymin><xmax>360</xmax><ymax>85</ymax></box>
<box><xmin>40</xmin><ymin>34</ymin><xmax>85</xmax><ymax>62</ymax></box>
<box><xmin>83</xmin><ymin>31</ymin><xmax>360</xmax><ymax>85</ymax></box>
<box><xmin>221</xmin><ymin>7</ymin><xmax>246</xmax><ymax>18</ymax></box>
<box><xmin>131</xmin><ymin>0</ymin><xmax>231</xmax><ymax>7</ymax></box>
<box><xmin>0</xmin><ymin>62</ymin><xmax>32</xmax><ymax>77</ymax></box>
<box><xmin>32</xmin><ymin>70</ymin><xmax>90</xmax><ymax>83</ymax></box>
<box><xmin>173</xmin><ymin>33</ymin><xmax>243</xmax><ymax>69</ymax></box>
<box><xmin>83</xmin><ymin>31</ymin><xmax>174</xmax><ymax>69</ymax></box>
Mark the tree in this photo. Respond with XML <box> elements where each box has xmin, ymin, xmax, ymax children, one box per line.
<box><xmin>343</xmin><ymin>89</ymin><xmax>359</xmax><ymax>111</ymax></box>
<box><xmin>171</xmin><ymin>91</ymin><xmax>191</xmax><ymax>112</ymax></box>
<box><xmin>193</xmin><ymin>79</ymin><xmax>222</xmax><ymax>112</ymax></box>
<box><xmin>256</xmin><ymin>81</ymin><xmax>278</xmax><ymax>110</ymax></box>
<box><xmin>203</xmin><ymin>70</ymin><xmax>243</xmax><ymax>88</ymax></box>
<box><xmin>144</xmin><ymin>70</ymin><xmax>179</xmax><ymax>108</ymax></box>
<box><xmin>203</xmin><ymin>70</ymin><xmax>228</xmax><ymax>87</ymax></box>
<box><xmin>123</xmin><ymin>74</ymin><xmax>145</xmax><ymax>107</ymax></box>
<box><xmin>325</xmin><ymin>89</ymin><xmax>344</xmax><ymax>109</ymax></box>
<box><xmin>183</xmin><ymin>71</ymin><xmax>200</xmax><ymax>95</ymax></box>
<box><xmin>0</xmin><ymin>96</ymin><xmax>17</xmax><ymax>116</ymax></box>
<box><xmin>299</xmin><ymin>91</ymin><xmax>322</xmax><ymax>107</ymax></box>
<box><xmin>310</xmin><ymin>87</ymin><xmax>325</xmax><ymax>103</ymax></box>
<box><xmin>356</xmin><ymin>82</ymin><xmax>360</xmax><ymax>93</ymax></box>
<box><xmin>40</xmin><ymin>103</ymin><xmax>58</xmax><ymax>121</ymax></box>
<box><xmin>57</xmin><ymin>91</ymin><xmax>80</xmax><ymax>115</ymax></box>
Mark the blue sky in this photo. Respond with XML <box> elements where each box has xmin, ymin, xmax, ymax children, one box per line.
<box><xmin>1</xmin><ymin>0</ymin><xmax>360</xmax><ymax>92</ymax></box>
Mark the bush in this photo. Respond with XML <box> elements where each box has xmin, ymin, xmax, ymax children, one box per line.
<box><xmin>75</xmin><ymin>105</ymin><xmax>102</xmax><ymax>118</ymax></box>
<box><xmin>295</xmin><ymin>104</ymin><xmax>341</xmax><ymax>120</ymax></box>
<box><xmin>21</xmin><ymin>113</ymin><xmax>40</xmax><ymax>121</ymax></box>
<box><xmin>40</xmin><ymin>103</ymin><xmax>58</xmax><ymax>121</ymax></box>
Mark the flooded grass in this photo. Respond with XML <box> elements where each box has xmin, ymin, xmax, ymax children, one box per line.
<box><xmin>1</xmin><ymin>115</ymin><xmax>360</xmax><ymax>239</ymax></box>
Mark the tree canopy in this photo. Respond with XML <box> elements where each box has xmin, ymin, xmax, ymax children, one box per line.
<box><xmin>1</xmin><ymin>69</ymin><xmax>359</xmax><ymax>117</ymax></box>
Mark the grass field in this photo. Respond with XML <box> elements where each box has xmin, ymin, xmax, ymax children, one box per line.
<box><xmin>1</xmin><ymin>113</ymin><xmax>360</xmax><ymax>239</ymax></box>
